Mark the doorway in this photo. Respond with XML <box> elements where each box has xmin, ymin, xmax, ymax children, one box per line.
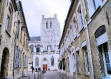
<box><xmin>0</xmin><ymin>48</ymin><xmax>9</xmax><ymax>77</ymax></box>
<box><xmin>43</xmin><ymin>64</ymin><xmax>48</xmax><ymax>71</ymax></box>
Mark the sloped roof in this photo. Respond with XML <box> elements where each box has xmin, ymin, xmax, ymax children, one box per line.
<box><xmin>30</xmin><ymin>36</ymin><xmax>41</xmax><ymax>41</ymax></box>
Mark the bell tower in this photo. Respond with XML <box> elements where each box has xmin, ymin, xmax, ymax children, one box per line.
<box><xmin>41</xmin><ymin>14</ymin><xmax>60</xmax><ymax>54</ymax></box>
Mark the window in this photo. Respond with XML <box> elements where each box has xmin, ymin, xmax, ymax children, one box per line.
<box><xmin>77</xmin><ymin>6</ymin><xmax>84</xmax><ymax>31</ymax></box>
<box><xmin>95</xmin><ymin>25</ymin><xmax>111</xmax><ymax>75</ymax></box>
<box><xmin>51</xmin><ymin>56</ymin><xmax>54</xmax><ymax>66</ymax></box>
<box><xmin>95</xmin><ymin>25</ymin><xmax>106</xmax><ymax>38</ymax></box>
<box><xmin>30</xmin><ymin>45</ymin><xmax>34</xmax><ymax>52</ymax></box>
<box><xmin>6</xmin><ymin>16</ymin><xmax>10</xmax><ymax>31</ymax></box>
<box><xmin>24</xmin><ymin>56</ymin><xmax>28</xmax><ymax>68</ymax></box>
<box><xmin>83</xmin><ymin>46</ymin><xmax>90</xmax><ymax>75</ymax></box>
<box><xmin>24</xmin><ymin>34</ymin><xmax>25</xmax><ymax>46</ymax></box>
<box><xmin>6</xmin><ymin>3</ymin><xmax>13</xmax><ymax>33</ymax></box>
<box><xmin>98</xmin><ymin>43</ymin><xmax>111</xmax><ymax>75</ymax></box>
<box><xmin>35</xmin><ymin>57</ymin><xmax>39</xmax><ymax>66</ymax></box>
<box><xmin>50</xmin><ymin>21</ymin><xmax>52</xmax><ymax>28</ymax></box>
<box><xmin>77</xmin><ymin>51</ymin><xmax>81</xmax><ymax>73</ymax></box>
<box><xmin>43</xmin><ymin>57</ymin><xmax>47</xmax><ymax>61</ymax></box>
<box><xmin>36</xmin><ymin>47</ymin><xmax>40</xmax><ymax>52</ymax></box>
<box><xmin>73</xmin><ymin>17</ymin><xmax>77</xmax><ymax>38</ymax></box>
<box><xmin>73</xmin><ymin>53</ymin><xmax>76</xmax><ymax>72</ymax></box>
<box><xmin>63</xmin><ymin>58</ymin><xmax>65</xmax><ymax>70</ymax></box>
<box><xmin>46</xmin><ymin>21</ymin><xmax>48</xmax><ymax>29</ymax></box>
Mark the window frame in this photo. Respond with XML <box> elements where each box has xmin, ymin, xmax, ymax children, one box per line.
<box><xmin>83</xmin><ymin>46</ymin><xmax>90</xmax><ymax>75</ymax></box>
<box><xmin>51</xmin><ymin>56</ymin><xmax>54</xmax><ymax>66</ymax></box>
<box><xmin>50</xmin><ymin>21</ymin><xmax>52</xmax><ymax>28</ymax></box>
<box><xmin>77</xmin><ymin>4</ymin><xmax>84</xmax><ymax>32</ymax></box>
<box><xmin>46</xmin><ymin>21</ymin><xmax>48</xmax><ymax>29</ymax></box>
<box><xmin>6</xmin><ymin>16</ymin><xmax>10</xmax><ymax>31</ymax></box>
<box><xmin>76</xmin><ymin>50</ymin><xmax>81</xmax><ymax>73</ymax></box>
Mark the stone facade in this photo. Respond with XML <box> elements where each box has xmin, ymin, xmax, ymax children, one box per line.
<box><xmin>59</xmin><ymin>0</ymin><xmax>94</xmax><ymax>79</ymax></box>
<box><xmin>0</xmin><ymin>0</ymin><xmax>18</xmax><ymax>79</ymax></box>
<box><xmin>29</xmin><ymin>15</ymin><xmax>60</xmax><ymax>71</ymax></box>
<box><xmin>0</xmin><ymin>0</ymin><xmax>31</xmax><ymax>79</ymax></box>
<box><xmin>88</xmin><ymin>1</ymin><xmax>111</xmax><ymax>79</ymax></box>
<box><xmin>59</xmin><ymin>0</ymin><xmax>110</xmax><ymax>79</ymax></box>
<box><xmin>13</xmin><ymin>1</ymin><xmax>31</xmax><ymax>79</ymax></box>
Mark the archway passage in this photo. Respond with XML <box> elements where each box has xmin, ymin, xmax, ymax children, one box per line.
<box><xmin>0</xmin><ymin>48</ymin><xmax>9</xmax><ymax>77</ymax></box>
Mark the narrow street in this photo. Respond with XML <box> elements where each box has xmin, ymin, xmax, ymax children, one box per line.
<box><xmin>0</xmin><ymin>0</ymin><xmax>111</xmax><ymax>79</ymax></box>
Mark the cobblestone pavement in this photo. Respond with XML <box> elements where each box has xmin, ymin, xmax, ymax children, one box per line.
<box><xmin>18</xmin><ymin>72</ymin><xmax>41</xmax><ymax>79</ymax></box>
<box><xmin>41</xmin><ymin>71</ymin><xmax>62</xmax><ymax>79</ymax></box>
<box><xmin>41</xmin><ymin>71</ymin><xmax>73</xmax><ymax>79</ymax></box>
<box><xmin>18</xmin><ymin>71</ymin><xmax>73</xmax><ymax>79</ymax></box>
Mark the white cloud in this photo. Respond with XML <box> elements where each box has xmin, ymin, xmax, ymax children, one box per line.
<box><xmin>21</xmin><ymin>0</ymin><xmax>71</xmax><ymax>36</ymax></box>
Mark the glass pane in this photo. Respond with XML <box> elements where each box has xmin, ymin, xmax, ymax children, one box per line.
<box><xmin>104</xmin><ymin>52</ymin><xmax>110</xmax><ymax>63</ymax></box>
<box><xmin>103</xmin><ymin>43</ymin><xmax>110</xmax><ymax>63</ymax></box>
<box><xmin>106</xmin><ymin>64</ymin><xmax>111</xmax><ymax>74</ymax></box>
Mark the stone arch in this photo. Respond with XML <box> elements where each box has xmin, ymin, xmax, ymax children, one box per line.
<box><xmin>0</xmin><ymin>47</ymin><xmax>9</xmax><ymax>77</ymax></box>
<box><xmin>95</xmin><ymin>25</ymin><xmax>106</xmax><ymax>38</ymax></box>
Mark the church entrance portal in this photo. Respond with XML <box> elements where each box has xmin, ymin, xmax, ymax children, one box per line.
<box><xmin>43</xmin><ymin>64</ymin><xmax>48</xmax><ymax>71</ymax></box>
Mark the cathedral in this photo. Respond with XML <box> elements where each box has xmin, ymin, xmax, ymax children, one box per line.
<box><xmin>29</xmin><ymin>14</ymin><xmax>60</xmax><ymax>71</ymax></box>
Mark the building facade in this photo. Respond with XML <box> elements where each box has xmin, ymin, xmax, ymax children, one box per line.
<box><xmin>59</xmin><ymin>0</ymin><xmax>110</xmax><ymax>79</ymax></box>
<box><xmin>0</xmin><ymin>0</ymin><xmax>31</xmax><ymax>79</ymax></box>
<box><xmin>0</xmin><ymin>0</ymin><xmax>18</xmax><ymax>79</ymax></box>
<box><xmin>88</xmin><ymin>0</ymin><xmax>111</xmax><ymax>79</ymax></box>
<box><xmin>29</xmin><ymin>15</ymin><xmax>60</xmax><ymax>71</ymax></box>
<box><xmin>13</xmin><ymin>1</ymin><xmax>31</xmax><ymax>79</ymax></box>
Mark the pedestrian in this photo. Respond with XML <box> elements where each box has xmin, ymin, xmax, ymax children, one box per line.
<box><xmin>32</xmin><ymin>66</ymin><xmax>34</xmax><ymax>74</ymax></box>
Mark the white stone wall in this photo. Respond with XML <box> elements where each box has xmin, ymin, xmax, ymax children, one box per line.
<box><xmin>33</xmin><ymin>53</ymin><xmax>59</xmax><ymax>70</ymax></box>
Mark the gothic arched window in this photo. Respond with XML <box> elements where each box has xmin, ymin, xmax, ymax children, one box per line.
<box><xmin>51</xmin><ymin>56</ymin><xmax>54</xmax><ymax>66</ymax></box>
<box><xmin>35</xmin><ymin>57</ymin><xmax>39</xmax><ymax>66</ymax></box>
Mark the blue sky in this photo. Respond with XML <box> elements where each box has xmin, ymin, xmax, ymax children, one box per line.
<box><xmin>21</xmin><ymin>0</ymin><xmax>71</xmax><ymax>37</ymax></box>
